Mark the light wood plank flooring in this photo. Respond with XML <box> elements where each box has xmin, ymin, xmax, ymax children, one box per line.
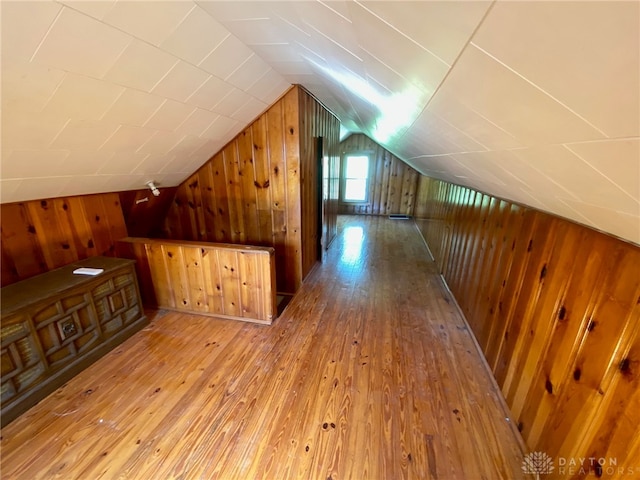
<box><xmin>1</xmin><ymin>215</ymin><xmax>526</xmax><ymax>479</ymax></box>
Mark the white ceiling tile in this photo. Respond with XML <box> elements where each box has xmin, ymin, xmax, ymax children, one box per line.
<box><xmin>358</xmin><ymin>1</ymin><xmax>490</xmax><ymax>65</ymax></box>
<box><xmin>32</xmin><ymin>6</ymin><xmax>131</xmax><ymax>79</ymax></box>
<box><xmin>199</xmin><ymin>35</ymin><xmax>254</xmax><ymax>79</ymax></box>
<box><xmin>132</xmin><ymin>153</ymin><xmax>177</xmax><ymax>176</ymax></box>
<box><xmin>56</xmin><ymin>0</ymin><xmax>116</xmax><ymax>21</ymax></box>
<box><xmin>473</xmin><ymin>1</ymin><xmax>639</xmax><ymax>137</ymax></box>
<box><xmin>201</xmin><ymin>115</ymin><xmax>240</xmax><ymax>141</ymax></box>
<box><xmin>297</xmin><ymin>2</ymin><xmax>357</xmax><ymax>53</ymax></box>
<box><xmin>2</xmin><ymin>111</ymin><xmax>71</xmax><ymax>150</ymax></box>
<box><xmin>159</xmin><ymin>155</ymin><xmax>195</xmax><ymax>174</ymax></box>
<box><xmin>251</xmin><ymin>77</ymin><xmax>290</xmax><ymax>106</ymax></box>
<box><xmin>2</xmin><ymin>149</ymin><xmax>70</xmax><ymax>179</ymax></box>
<box><xmin>226</xmin><ymin>54</ymin><xmax>272</xmax><ymax>92</ymax></box>
<box><xmin>57</xmin><ymin>150</ymin><xmax>114</xmax><ymax>176</ymax></box>
<box><xmin>9</xmin><ymin>177</ymin><xmax>73</xmax><ymax>202</ymax></box>
<box><xmin>422</xmin><ymin>111</ymin><xmax>487</xmax><ymax>153</ymax></box>
<box><xmin>451</xmin><ymin>151</ymin><xmax>532</xmax><ymax>192</ymax></box>
<box><xmin>102</xmin><ymin>1</ymin><xmax>194</xmax><ymax>47</ymax></box>
<box><xmin>102</xmin><ymin>174</ymin><xmax>150</xmax><ymax>192</ymax></box>
<box><xmin>448</xmin><ymin>153</ymin><xmax>514</xmax><ymax>189</ymax></box>
<box><xmin>400</xmin><ymin>123</ymin><xmax>461</xmax><ymax>156</ymax></box>
<box><xmin>42</xmin><ymin>73</ymin><xmax>125</xmax><ymax>121</ymax></box>
<box><xmin>136</xmin><ymin>131</ymin><xmax>185</xmax><ymax>156</ymax></box>
<box><xmin>161</xmin><ymin>5</ymin><xmax>229</xmax><ymax>65</ymax></box>
<box><xmin>168</xmin><ymin>135</ymin><xmax>210</xmax><ymax>159</ymax></box>
<box><xmin>188</xmin><ymin>138</ymin><xmax>224</xmax><ymax>164</ymax></box>
<box><xmin>0</xmin><ymin>179</ymin><xmax>23</xmax><ymax>203</ymax></box>
<box><xmin>565</xmin><ymin>139</ymin><xmax>640</xmax><ymax>202</ymax></box>
<box><xmin>221</xmin><ymin>18</ymin><xmax>289</xmax><ymax>45</ymax></box>
<box><xmin>1</xmin><ymin>62</ymin><xmax>66</xmax><ymax>114</ymax></box>
<box><xmin>282</xmin><ymin>74</ymin><xmax>318</xmax><ymax>86</ymax></box>
<box><xmin>350</xmin><ymin>4</ymin><xmax>449</xmax><ymax>96</ymax></box>
<box><xmin>557</xmin><ymin>199</ymin><xmax>640</xmax><ymax>245</ymax></box>
<box><xmin>443</xmin><ymin>45</ymin><xmax>606</xmax><ymax>146</ymax></box>
<box><xmin>185</xmin><ymin>75</ymin><xmax>235</xmax><ymax>111</ymax></box>
<box><xmin>50</xmin><ymin>119</ymin><xmax>119</xmax><ymax>150</ymax></box>
<box><xmin>513</xmin><ymin>145</ymin><xmax>639</xmax><ymax>216</ymax></box>
<box><xmin>490</xmin><ymin>149</ymin><xmax>579</xmax><ymax>201</ymax></box>
<box><xmin>103</xmin><ymin>39</ymin><xmax>178</xmax><ymax>92</ymax></box>
<box><xmin>249</xmin><ymin>44</ymin><xmax>302</xmax><ymax>63</ymax></box>
<box><xmin>59</xmin><ymin>175</ymin><xmax>112</xmax><ymax>196</ymax></box>
<box><xmin>100</xmin><ymin>125</ymin><xmax>157</xmax><ymax>153</ymax></box>
<box><xmin>196</xmin><ymin>1</ymin><xmax>285</xmax><ymax>22</ymax></box>
<box><xmin>143</xmin><ymin>99</ymin><xmax>196</xmax><ymax>131</ymax></box>
<box><xmin>151</xmin><ymin>61</ymin><xmax>211</xmax><ymax>103</ymax></box>
<box><xmin>212</xmin><ymin>88</ymin><xmax>251</xmax><ymax>118</ymax></box>
<box><xmin>245</xmin><ymin>68</ymin><xmax>286</xmax><ymax>100</ymax></box>
<box><xmin>101</xmin><ymin>89</ymin><xmax>165</xmax><ymax>126</ymax></box>
<box><xmin>361</xmin><ymin>56</ymin><xmax>407</xmax><ymax>95</ymax></box>
<box><xmin>175</xmin><ymin>109</ymin><xmax>219</xmax><ymax>137</ymax></box>
<box><xmin>292</xmin><ymin>1</ymin><xmax>352</xmax><ymax>38</ymax></box>
<box><xmin>270</xmin><ymin>61</ymin><xmax>314</xmax><ymax>76</ymax></box>
<box><xmin>301</xmin><ymin>38</ymin><xmax>365</xmax><ymax>80</ymax></box>
<box><xmin>97</xmin><ymin>152</ymin><xmax>149</xmax><ymax>175</ymax></box>
<box><xmin>428</xmin><ymin>91</ymin><xmax>523</xmax><ymax>151</ymax></box>
<box><xmin>232</xmin><ymin>97</ymin><xmax>267</xmax><ymax>124</ymax></box>
<box><xmin>0</xmin><ymin>1</ymin><xmax>62</xmax><ymax>62</ymax></box>
<box><xmin>533</xmin><ymin>193</ymin><xmax>589</xmax><ymax>221</ymax></box>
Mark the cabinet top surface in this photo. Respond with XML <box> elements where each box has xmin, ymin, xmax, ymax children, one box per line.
<box><xmin>1</xmin><ymin>257</ymin><xmax>135</xmax><ymax>315</ymax></box>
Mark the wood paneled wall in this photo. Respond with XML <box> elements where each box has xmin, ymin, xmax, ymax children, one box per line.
<box><xmin>118</xmin><ymin>238</ymin><xmax>277</xmax><ymax>325</ymax></box>
<box><xmin>298</xmin><ymin>89</ymin><xmax>341</xmax><ymax>275</ymax></box>
<box><xmin>163</xmin><ymin>86</ymin><xmax>340</xmax><ymax>294</ymax></box>
<box><xmin>119</xmin><ymin>187</ymin><xmax>178</xmax><ymax>238</ymax></box>
<box><xmin>338</xmin><ymin>134</ymin><xmax>419</xmax><ymax>216</ymax></box>
<box><xmin>1</xmin><ymin>193</ymin><xmax>128</xmax><ymax>287</ymax></box>
<box><xmin>414</xmin><ymin>175</ymin><xmax>640</xmax><ymax>475</ymax></box>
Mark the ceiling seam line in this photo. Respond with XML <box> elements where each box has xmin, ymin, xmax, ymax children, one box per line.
<box><xmin>470</xmin><ymin>42</ymin><xmax>610</xmax><ymax>139</ymax></box>
<box><xmin>397</xmin><ymin>0</ymin><xmax>499</xmax><ymax>142</ymax></box>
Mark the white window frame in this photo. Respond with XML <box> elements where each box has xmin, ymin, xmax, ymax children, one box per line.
<box><xmin>340</xmin><ymin>152</ymin><xmax>371</xmax><ymax>204</ymax></box>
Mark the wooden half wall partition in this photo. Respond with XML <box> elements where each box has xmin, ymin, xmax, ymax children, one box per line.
<box><xmin>1</xmin><ymin>193</ymin><xmax>128</xmax><ymax>287</ymax></box>
<box><xmin>117</xmin><ymin>237</ymin><xmax>277</xmax><ymax>325</ymax></box>
<box><xmin>414</xmin><ymin>175</ymin><xmax>640</xmax><ymax>476</ymax></box>
<box><xmin>163</xmin><ymin>86</ymin><xmax>340</xmax><ymax>294</ymax></box>
<box><xmin>338</xmin><ymin>133</ymin><xmax>419</xmax><ymax>216</ymax></box>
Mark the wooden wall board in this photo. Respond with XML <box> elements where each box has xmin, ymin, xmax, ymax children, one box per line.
<box><xmin>117</xmin><ymin>237</ymin><xmax>277</xmax><ymax>325</ymax></box>
<box><xmin>414</xmin><ymin>176</ymin><xmax>640</xmax><ymax>476</ymax></box>
<box><xmin>1</xmin><ymin>193</ymin><xmax>128</xmax><ymax>287</ymax></box>
<box><xmin>162</xmin><ymin>86</ymin><xmax>340</xmax><ymax>294</ymax></box>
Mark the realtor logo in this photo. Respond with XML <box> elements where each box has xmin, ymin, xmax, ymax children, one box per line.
<box><xmin>522</xmin><ymin>451</ymin><xmax>555</xmax><ymax>479</ymax></box>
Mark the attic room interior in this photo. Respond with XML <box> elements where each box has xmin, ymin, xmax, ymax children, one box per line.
<box><xmin>1</xmin><ymin>0</ymin><xmax>639</xmax><ymax>478</ymax></box>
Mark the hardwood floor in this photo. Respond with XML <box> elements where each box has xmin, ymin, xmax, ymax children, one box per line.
<box><xmin>1</xmin><ymin>215</ymin><xmax>526</xmax><ymax>479</ymax></box>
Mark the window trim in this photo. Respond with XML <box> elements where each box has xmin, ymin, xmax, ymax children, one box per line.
<box><xmin>340</xmin><ymin>152</ymin><xmax>372</xmax><ymax>205</ymax></box>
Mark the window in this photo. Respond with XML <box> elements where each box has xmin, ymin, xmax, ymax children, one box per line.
<box><xmin>341</xmin><ymin>154</ymin><xmax>370</xmax><ymax>203</ymax></box>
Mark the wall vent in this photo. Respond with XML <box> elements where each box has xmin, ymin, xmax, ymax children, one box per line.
<box><xmin>389</xmin><ymin>214</ymin><xmax>411</xmax><ymax>220</ymax></box>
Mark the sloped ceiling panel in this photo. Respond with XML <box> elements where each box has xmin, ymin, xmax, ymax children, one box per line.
<box><xmin>1</xmin><ymin>1</ymin><xmax>638</xmax><ymax>245</ymax></box>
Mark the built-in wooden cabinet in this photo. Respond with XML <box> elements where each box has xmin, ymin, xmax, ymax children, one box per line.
<box><xmin>1</xmin><ymin>257</ymin><xmax>147</xmax><ymax>426</ymax></box>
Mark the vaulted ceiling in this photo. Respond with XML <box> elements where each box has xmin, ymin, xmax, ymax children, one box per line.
<box><xmin>2</xmin><ymin>1</ymin><xmax>639</xmax><ymax>244</ymax></box>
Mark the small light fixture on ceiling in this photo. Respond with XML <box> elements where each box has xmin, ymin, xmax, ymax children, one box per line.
<box><xmin>146</xmin><ymin>180</ymin><xmax>160</xmax><ymax>197</ymax></box>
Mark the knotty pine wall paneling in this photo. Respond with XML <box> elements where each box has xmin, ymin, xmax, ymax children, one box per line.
<box><xmin>338</xmin><ymin>134</ymin><xmax>419</xmax><ymax>216</ymax></box>
<box><xmin>119</xmin><ymin>187</ymin><xmax>178</xmax><ymax>238</ymax></box>
<box><xmin>298</xmin><ymin>88</ymin><xmax>340</xmax><ymax>277</ymax></box>
<box><xmin>163</xmin><ymin>86</ymin><xmax>340</xmax><ymax>294</ymax></box>
<box><xmin>414</xmin><ymin>176</ymin><xmax>640</xmax><ymax>476</ymax></box>
<box><xmin>118</xmin><ymin>238</ymin><xmax>277</xmax><ymax>325</ymax></box>
<box><xmin>1</xmin><ymin>193</ymin><xmax>128</xmax><ymax>286</ymax></box>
